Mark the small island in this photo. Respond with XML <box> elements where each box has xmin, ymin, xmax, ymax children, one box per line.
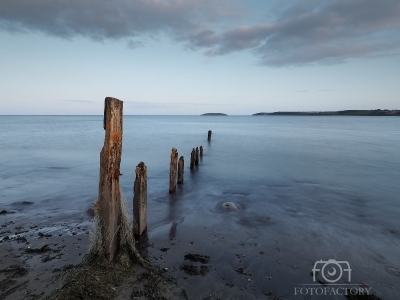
<box><xmin>201</xmin><ymin>113</ymin><xmax>228</xmax><ymax>116</ymax></box>
<box><xmin>252</xmin><ymin>109</ymin><xmax>400</xmax><ymax>116</ymax></box>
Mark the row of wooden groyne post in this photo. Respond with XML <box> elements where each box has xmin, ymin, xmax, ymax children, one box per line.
<box><xmin>169</xmin><ymin>145</ymin><xmax>203</xmax><ymax>192</ymax></box>
<box><xmin>96</xmin><ymin>97</ymin><xmax>212</xmax><ymax>261</ymax></box>
<box><xmin>135</xmin><ymin>131</ymin><xmax>212</xmax><ymax>241</ymax></box>
<box><xmin>170</xmin><ymin>131</ymin><xmax>211</xmax><ymax>193</ymax></box>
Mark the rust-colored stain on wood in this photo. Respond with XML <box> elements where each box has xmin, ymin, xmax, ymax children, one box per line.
<box><xmin>111</xmin><ymin>131</ymin><xmax>121</xmax><ymax>142</ymax></box>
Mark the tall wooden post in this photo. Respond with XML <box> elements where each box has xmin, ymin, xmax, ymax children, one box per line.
<box><xmin>195</xmin><ymin>147</ymin><xmax>199</xmax><ymax>166</ymax></box>
<box><xmin>200</xmin><ymin>146</ymin><xmax>203</xmax><ymax>156</ymax></box>
<box><xmin>97</xmin><ymin>97</ymin><xmax>123</xmax><ymax>262</ymax></box>
<box><xmin>190</xmin><ymin>148</ymin><xmax>195</xmax><ymax>169</ymax></box>
<box><xmin>169</xmin><ymin>148</ymin><xmax>178</xmax><ymax>193</ymax></box>
<box><xmin>208</xmin><ymin>130</ymin><xmax>212</xmax><ymax>140</ymax></box>
<box><xmin>177</xmin><ymin>156</ymin><xmax>184</xmax><ymax>184</ymax></box>
<box><xmin>134</xmin><ymin>162</ymin><xmax>147</xmax><ymax>239</ymax></box>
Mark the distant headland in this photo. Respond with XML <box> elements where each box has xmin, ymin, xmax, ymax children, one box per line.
<box><xmin>252</xmin><ymin>110</ymin><xmax>400</xmax><ymax>116</ymax></box>
<box><xmin>201</xmin><ymin>113</ymin><xmax>228</xmax><ymax>116</ymax></box>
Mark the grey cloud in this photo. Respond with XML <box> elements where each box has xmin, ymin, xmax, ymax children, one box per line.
<box><xmin>212</xmin><ymin>24</ymin><xmax>275</xmax><ymax>55</ymax></box>
<box><xmin>0</xmin><ymin>0</ymin><xmax>238</xmax><ymax>40</ymax></box>
<box><xmin>1</xmin><ymin>0</ymin><xmax>400</xmax><ymax>66</ymax></box>
<box><xmin>189</xmin><ymin>0</ymin><xmax>400</xmax><ymax>65</ymax></box>
<box><xmin>189</xmin><ymin>30</ymin><xmax>220</xmax><ymax>48</ymax></box>
<box><xmin>188</xmin><ymin>24</ymin><xmax>275</xmax><ymax>55</ymax></box>
<box><xmin>256</xmin><ymin>0</ymin><xmax>400</xmax><ymax>66</ymax></box>
<box><xmin>127</xmin><ymin>39</ymin><xmax>143</xmax><ymax>50</ymax></box>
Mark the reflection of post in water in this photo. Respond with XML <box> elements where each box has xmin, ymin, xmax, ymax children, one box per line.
<box><xmin>133</xmin><ymin>162</ymin><xmax>147</xmax><ymax>240</ymax></box>
<box><xmin>167</xmin><ymin>191</ymin><xmax>183</xmax><ymax>240</ymax></box>
<box><xmin>169</xmin><ymin>222</ymin><xmax>178</xmax><ymax>240</ymax></box>
<box><xmin>135</xmin><ymin>232</ymin><xmax>149</xmax><ymax>258</ymax></box>
<box><xmin>169</xmin><ymin>218</ymin><xmax>184</xmax><ymax>240</ymax></box>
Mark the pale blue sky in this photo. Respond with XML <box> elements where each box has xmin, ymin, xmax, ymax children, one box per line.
<box><xmin>1</xmin><ymin>0</ymin><xmax>399</xmax><ymax>115</ymax></box>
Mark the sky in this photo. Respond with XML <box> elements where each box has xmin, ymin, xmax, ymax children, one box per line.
<box><xmin>1</xmin><ymin>0</ymin><xmax>399</xmax><ymax>115</ymax></box>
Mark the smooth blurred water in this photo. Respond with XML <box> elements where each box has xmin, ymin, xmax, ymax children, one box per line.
<box><xmin>1</xmin><ymin>115</ymin><xmax>400</xmax><ymax>298</ymax></box>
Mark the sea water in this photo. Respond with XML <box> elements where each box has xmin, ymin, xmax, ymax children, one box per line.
<box><xmin>1</xmin><ymin>115</ymin><xmax>399</xmax><ymax>299</ymax></box>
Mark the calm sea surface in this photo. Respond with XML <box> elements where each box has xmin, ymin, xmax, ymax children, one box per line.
<box><xmin>1</xmin><ymin>115</ymin><xmax>400</xmax><ymax>299</ymax></box>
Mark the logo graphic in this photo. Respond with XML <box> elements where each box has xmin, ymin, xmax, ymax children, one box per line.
<box><xmin>294</xmin><ymin>259</ymin><xmax>372</xmax><ymax>297</ymax></box>
<box><xmin>312</xmin><ymin>259</ymin><xmax>352</xmax><ymax>283</ymax></box>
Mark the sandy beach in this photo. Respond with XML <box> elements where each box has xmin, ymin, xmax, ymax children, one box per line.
<box><xmin>1</xmin><ymin>203</ymin><xmax>276</xmax><ymax>300</ymax></box>
<box><xmin>0</xmin><ymin>201</ymin><xmax>297</xmax><ymax>300</ymax></box>
<box><xmin>1</xmin><ymin>204</ymin><xmax>389</xmax><ymax>300</ymax></box>
<box><xmin>0</xmin><ymin>205</ymin><xmax>186</xmax><ymax>300</ymax></box>
<box><xmin>0</xmin><ymin>204</ymin><xmax>91</xmax><ymax>299</ymax></box>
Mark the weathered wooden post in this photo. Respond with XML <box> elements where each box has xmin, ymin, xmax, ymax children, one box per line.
<box><xmin>177</xmin><ymin>156</ymin><xmax>184</xmax><ymax>184</ymax></box>
<box><xmin>97</xmin><ymin>97</ymin><xmax>123</xmax><ymax>262</ymax></box>
<box><xmin>208</xmin><ymin>130</ymin><xmax>212</xmax><ymax>140</ymax></box>
<box><xmin>169</xmin><ymin>148</ymin><xmax>178</xmax><ymax>193</ymax></box>
<box><xmin>134</xmin><ymin>162</ymin><xmax>147</xmax><ymax>239</ymax></box>
<box><xmin>200</xmin><ymin>146</ymin><xmax>203</xmax><ymax>156</ymax></box>
<box><xmin>195</xmin><ymin>147</ymin><xmax>199</xmax><ymax>166</ymax></box>
<box><xmin>190</xmin><ymin>148</ymin><xmax>195</xmax><ymax>169</ymax></box>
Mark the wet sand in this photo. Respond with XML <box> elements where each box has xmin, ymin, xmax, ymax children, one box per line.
<box><xmin>0</xmin><ymin>210</ymin><xmax>90</xmax><ymax>299</ymax></box>
<box><xmin>1</xmin><ymin>206</ymin><xmax>389</xmax><ymax>300</ymax></box>
<box><xmin>0</xmin><ymin>207</ymin><xmax>288</xmax><ymax>299</ymax></box>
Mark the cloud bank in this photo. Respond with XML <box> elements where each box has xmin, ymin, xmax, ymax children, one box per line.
<box><xmin>1</xmin><ymin>0</ymin><xmax>399</xmax><ymax>66</ymax></box>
